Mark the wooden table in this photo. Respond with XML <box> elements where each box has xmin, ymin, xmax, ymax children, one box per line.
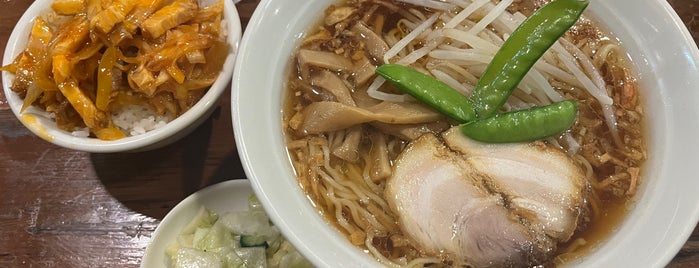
<box><xmin>0</xmin><ymin>0</ymin><xmax>697</xmax><ymax>267</ymax></box>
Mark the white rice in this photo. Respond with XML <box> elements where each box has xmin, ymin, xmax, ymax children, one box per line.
<box><xmin>71</xmin><ymin>127</ymin><xmax>90</xmax><ymax>137</ymax></box>
<box><xmin>110</xmin><ymin>105</ymin><xmax>171</xmax><ymax>137</ymax></box>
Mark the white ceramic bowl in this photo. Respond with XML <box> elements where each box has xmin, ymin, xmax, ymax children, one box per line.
<box><xmin>2</xmin><ymin>0</ymin><xmax>241</xmax><ymax>153</ymax></box>
<box><xmin>141</xmin><ymin>179</ymin><xmax>253</xmax><ymax>268</ymax></box>
<box><xmin>232</xmin><ymin>0</ymin><xmax>699</xmax><ymax>267</ymax></box>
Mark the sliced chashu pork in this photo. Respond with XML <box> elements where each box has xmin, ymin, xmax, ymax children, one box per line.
<box><xmin>385</xmin><ymin>128</ymin><xmax>588</xmax><ymax>267</ymax></box>
<box><xmin>386</xmin><ymin>133</ymin><xmax>553</xmax><ymax>267</ymax></box>
<box><xmin>443</xmin><ymin>127</ymin><xmax>587</xmax><ymax>241</ymax></box>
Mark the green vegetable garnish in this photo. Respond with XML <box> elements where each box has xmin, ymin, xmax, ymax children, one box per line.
<box><xmin>469</xmin><ymin>0</ymin><xmax>589</xmax><ymax>119</ymax></box>
<box><xmin>375</xmin><ymin>64</ymin><xmax>476</xmax><ymax>123</ymax></box>
<box><xmin>376</xmin><ymin>0</ymin><xmax>587</xmax><ymax>143</ymax></box>
<box><xmin>460</xmin><ymin>100</ymin><xmax>578</xmax><ymax>143</ymax></box>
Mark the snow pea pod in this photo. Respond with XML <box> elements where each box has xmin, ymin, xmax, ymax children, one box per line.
<box><xmin>376</xmin><ymin>64</ymin><xmax>476</xmax><ymax>123</ymax></box>
<box><xmin>469</xmin><ymin>0</ymin><xmax>588</xmax><ymax>119</ymax></box>
<box><xmin>460</xmin><ymin>100</ymin><xmax>578</xmax><ymax>143</ymax></box>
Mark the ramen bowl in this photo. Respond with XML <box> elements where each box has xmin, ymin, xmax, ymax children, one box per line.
<box><xmin>2</xmin><ymin>0</ymin><xmax>241</xmax><ymax>153</ymax></box>
<box><xmin>232</xmin><ymin>0</ymin><xmax>699</xmax><ymax>267</ymax></box>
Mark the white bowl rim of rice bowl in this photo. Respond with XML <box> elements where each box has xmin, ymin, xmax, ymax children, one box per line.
<box><xmin>232</xmin><ymin>0</ymin><xmax>699</xmax><ymax>267</ymax></box>
<box><xmin>2</xmin><ymin>0</ymin><xmax>242</xmax><ymax>153</ymax></box>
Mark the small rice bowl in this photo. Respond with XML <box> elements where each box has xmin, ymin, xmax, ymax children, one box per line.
<box><xmin>2</xmin><ymin>0</ymin><xmax>242</xmax><ymax>152</ymax></box>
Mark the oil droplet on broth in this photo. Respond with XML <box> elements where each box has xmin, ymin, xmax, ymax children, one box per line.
<box><xmin>20</xmin><ymin>114</ymin><xmax>54</xmax><ymax>142</ymax></box>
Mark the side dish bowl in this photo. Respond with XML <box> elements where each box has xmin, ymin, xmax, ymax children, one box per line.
<box><xmin>2</xmin><ymin>0</ymin><xmax>241</xmax><ymax>153</ymax></box>
<box><xmin>233</xmin><ymin>0</ymin><xmax>699</xmax><ymax>267</ymax></box>
<box><xmin>141</xmin><ymin>179</ymin><xmax>253</xmax><ymax>268</ymax></box>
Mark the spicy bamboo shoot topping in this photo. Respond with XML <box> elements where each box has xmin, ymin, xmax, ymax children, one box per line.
<box><xmin>2</xmin><ymin>0</ymin><xmax>230</xmax><ymax>139</ymax></box>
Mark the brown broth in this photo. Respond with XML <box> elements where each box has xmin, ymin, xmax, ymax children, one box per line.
<box><xmin>553</xmin><ymin>12</ymin><xmax>647</xmax><ymax>263</ymax></box>
<box><xmin>556</xmin><ymin>198</ymin><xmax>633</xmax><ymax>264</ymax></box>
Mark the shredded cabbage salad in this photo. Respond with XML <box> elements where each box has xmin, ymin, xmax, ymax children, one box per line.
<box><xmin>166</xmin><ymin>195</ymin><xmax>313</xmax><ymax>268</ymax></box>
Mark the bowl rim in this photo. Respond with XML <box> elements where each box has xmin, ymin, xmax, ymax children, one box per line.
<box><xmin>232</xmin><ymin>0</ymin><xmax>699</xmax><ymax>267</ymax></box>
<box><xmin>1</xmin><ymin>0</ymin><xmax>242</xmax><ymax>153</ymax></box>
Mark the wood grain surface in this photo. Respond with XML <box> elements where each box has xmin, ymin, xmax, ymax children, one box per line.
<box><xmin>0</xmin><ymin>0</ymin><xmax>698</xmax><ymax>267</ymax></box>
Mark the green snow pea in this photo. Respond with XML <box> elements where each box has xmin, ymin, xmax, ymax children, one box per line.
<box><xmin>468</xmin><ymin>0</ymin><xmax>589</xmax><ymax>119</ymax></box>
<box><xmin>376</xmin><ymin>64</ymin><xmax>476</xmax><ymax>123</ymax></box>
<box><xmin>460</xmin><ymin>100</ymin><xmax>578</xmax><ymax>143</ymax></box>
